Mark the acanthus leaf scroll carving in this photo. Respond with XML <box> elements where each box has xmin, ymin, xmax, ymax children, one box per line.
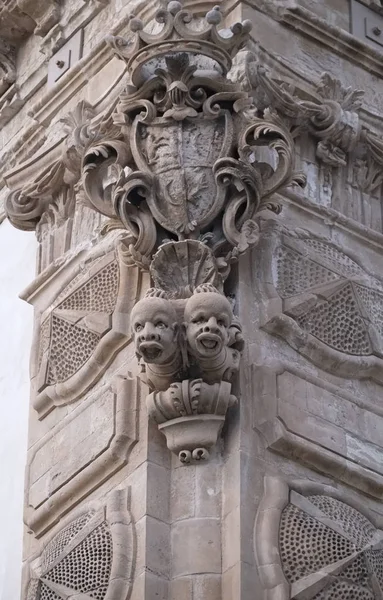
<box><xmin>4</xmin><ymin>100</ymin><xmax>127</xmax><ymax>232</ymax></box>
<box><xmin>253</xmin><ymin>65</ymin><xmax>363</xmax><ymax>168</ymax></box>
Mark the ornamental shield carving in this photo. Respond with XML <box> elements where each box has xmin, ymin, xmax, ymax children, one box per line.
<box><xmin>132</xmin><ymin>113</ymin><xmax>232</xmax><ymax>235</ymax></box>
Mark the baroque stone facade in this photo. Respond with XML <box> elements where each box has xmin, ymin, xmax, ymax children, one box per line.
<box><xmin>5</xmin><ymin>0</ymin><xmax>383</xmax><ymax>599</ymax></box>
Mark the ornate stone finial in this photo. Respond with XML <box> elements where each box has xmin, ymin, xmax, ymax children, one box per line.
<box><xmin>107</xmin><ymin>2</ymin><xmax>252</xmax><ymax>86</ymax></box>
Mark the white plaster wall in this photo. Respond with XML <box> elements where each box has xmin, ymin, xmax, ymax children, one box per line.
<box><xmin>0</xmin><ymin>220</ymin><xmax>36</xmax><ymax>600</ymax></box>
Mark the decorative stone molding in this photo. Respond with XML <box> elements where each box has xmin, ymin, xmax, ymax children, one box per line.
<box><xmin>252</xmin><ymin>363</ymin><xmax>383</xmax><ymax>498</ymax></box>
<box><xmin>255</xmin><ymin>476</ymin><xmax>383</xmax><ymax>600</ymax></box>
<box><xmin>264</xmin><ymin>2</ymin><xmax>383</xmax><ymax>79</ymax></box>
<box><xmin>258</xmin><ymin>219</ymin><xmax>383</xmax><ymax>382</ymax></box>
<box><xmin>0</xmin><ymin>83</ymin><xmax>22</xmax><ymax>127</ymax></box>
<box><xmin>0</xmin><ymin>39</ymin><xmax>16</xmax><ymax>97</ymax></box>
<box><xmin>24</xmin><ymin>487</ymin><xmax>134</xmax><ymax>599</ymax></box>
<box><xmin>25</xmin><ymin>232</ymin><xmax>143</xmax><ymax>419</ymax></box>
<box><xmin>24</xmin><ymin>374</ymin><xmax>138</xmax><ymax>537</ymax></box>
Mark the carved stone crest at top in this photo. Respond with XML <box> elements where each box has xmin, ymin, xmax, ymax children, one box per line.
<box><xmin>81</xmin><ymin>2</ymin><xmax>303</xmax><ymax>278</ymax></box>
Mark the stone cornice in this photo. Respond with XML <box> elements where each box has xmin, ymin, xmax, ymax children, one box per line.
<box><xmin>251</xmin><ymin>0</ymin><xmax>383</xmax><ymax>79</ymax></box>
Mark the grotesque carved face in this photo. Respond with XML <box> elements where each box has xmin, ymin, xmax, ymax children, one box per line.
<box><xmin>184</xmin><ymin>292</ymin><xmax>233</xmax><ymax>360</ymax></box>
<box><xmin>131</xmin><ymin>297</ymin><xmax>178</xmax><ymax>364</ymax></box>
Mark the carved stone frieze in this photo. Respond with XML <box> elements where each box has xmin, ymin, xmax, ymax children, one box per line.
<box><xmin>255</xmin><ymin>476</ymin><xmax>383</xmax><ymax>600</ymax></box>
<box><xmin>24</xmin><ymin>488</ymin><xmax>134</xmax><ymax>599</ymax></box>
<box><xmin>258</xmin><ymin>219</ymin><xmax>383</xmax><ymax>382</ymax></box>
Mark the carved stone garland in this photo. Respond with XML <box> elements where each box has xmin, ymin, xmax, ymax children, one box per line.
<box><xmin>74</xmin><ymin>1</ymin><xmax>303</xmax><ymax>461</ymax></box>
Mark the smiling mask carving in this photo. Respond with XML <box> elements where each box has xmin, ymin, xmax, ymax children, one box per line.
<box><xmin>184</xmin><ymin>290</ymin><xmax>241</xmax><ymax>384</ymax></box>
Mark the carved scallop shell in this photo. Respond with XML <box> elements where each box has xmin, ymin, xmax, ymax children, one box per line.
<box><xmin>150</xmin><ymin>240</ymin><xmax>221</xmax><ymax>297</ymax></box>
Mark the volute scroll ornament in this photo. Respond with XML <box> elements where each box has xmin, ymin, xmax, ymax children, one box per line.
<box><xmin>81</xmin><ymin>2</ymin><xmax>303</xmax><ymax>273</ymax></box>
<box><xmin>78</xmin><ymin>2</ymin><xmax>302</xmax><ymax>460</ymax></box>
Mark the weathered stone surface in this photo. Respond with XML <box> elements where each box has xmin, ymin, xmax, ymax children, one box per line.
<box><xmin>7</xmin><ymin>0</ymin><xmax>383</xmax><ymax>598</ymax></box>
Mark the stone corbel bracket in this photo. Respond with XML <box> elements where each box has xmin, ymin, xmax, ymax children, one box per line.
<box><xmin>255</xmin><ymin>475</ymin><xmax>383</xmax><ymax>600</ymax></box>
<box><xmin>257</xmin><ymin>218</ymin><xmax>383</xmax><ymax>383</ymax></box>
<box><xmin>23</xmin><ymin>487</ymin><xmax>135</xmax><ymax>598</ymax></box>
<box><xmin>131</xmin><ymin>255</ymin><xmax>242</xmax><ymax>463</ymax></box>
<box><xmin>21</xmin><ymin>231</ymin><xmax>144</xmax><ymax>419</ymax></box>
